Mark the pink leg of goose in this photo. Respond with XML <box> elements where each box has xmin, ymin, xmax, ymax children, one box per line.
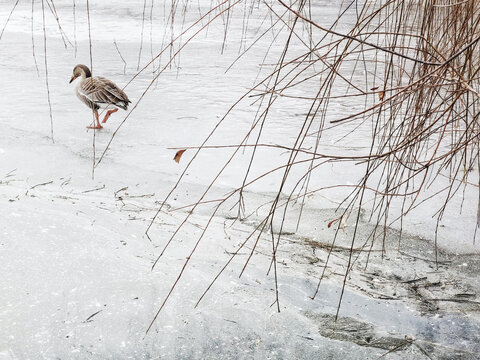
<box><xmin>87</xmin><ymin>110</ymin><xmax>103</xmax><ymax>129</ymax></box>
<box><xmin>102</xmin><ymin>108</ymin><xmax>118</xmax><ymax>123</ymax></box>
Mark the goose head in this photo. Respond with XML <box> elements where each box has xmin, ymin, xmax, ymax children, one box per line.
<box><xmin>69</xmin><ymin>64</ymin><xmax>92</xmax><ymax>83</ymax></box>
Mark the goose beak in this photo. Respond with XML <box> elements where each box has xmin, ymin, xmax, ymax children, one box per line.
<box><xmin>69</xmin><ymin>75</ymin><xmax>75</xmax><ymax>83</ymax></box>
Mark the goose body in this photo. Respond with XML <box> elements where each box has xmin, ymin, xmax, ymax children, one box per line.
<box><xmin>70</xmin><ymin>64</ymin><xmax>130</xmax><ymax>129</ymax></box>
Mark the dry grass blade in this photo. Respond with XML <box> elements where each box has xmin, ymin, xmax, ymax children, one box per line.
<box><xmin>40</xmin><ymin>0</ymin><xmax>54</xmax><ymax>144</ymax></box>
<box><xmin>0</xmin><ymin>0</ymin><xmax>20</xmax><ymax>41</ymax></box>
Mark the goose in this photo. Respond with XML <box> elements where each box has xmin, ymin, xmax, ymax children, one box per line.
<box><xmin>69</xmin><ymin>64</ymin><xmax>130</xmax><ymax>129</ymax></box>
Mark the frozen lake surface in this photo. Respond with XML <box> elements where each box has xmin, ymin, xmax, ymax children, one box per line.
<box><xmin>1</xmin><ymin>0</ymin><xmax>479</xmax><ymax>358</ymax></box>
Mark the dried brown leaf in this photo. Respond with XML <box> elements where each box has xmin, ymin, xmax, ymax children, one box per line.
<box><xmin>327</xmin><ymin>218</ymin><xmax>338</xmax><ymax>228</ymax></box>
<box><xmin>174</xmin><ymin>149</ymin><xmax>186</xmax><ymax>163</ymax></box>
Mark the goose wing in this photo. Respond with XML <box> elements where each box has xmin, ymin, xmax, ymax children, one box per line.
<box><xmin>78</xmin><ymin>77</ymin><xmax>130</xmax><ymax>110</ymax></box>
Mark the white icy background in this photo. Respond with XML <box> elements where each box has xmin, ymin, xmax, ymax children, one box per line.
<box><xmin>1</xmin><ymin>1</ymin><xmax>479</xmax><ymax>359</ymax></box>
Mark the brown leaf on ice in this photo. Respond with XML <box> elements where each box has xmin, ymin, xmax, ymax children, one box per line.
<box><xmin>174</xmin><ymin>149</ymin><xmax>186</xmax><ymax>163</ymax></box>
<box><xmin>327</xmin><ymin>218</ymin><xmax>338</xmax><ymax>228</ymax></box>
<box><xmin>370</xmin><ymin>86</ymin><xmax>379</xmax><ymax>91</ymax></box>
<box><xmin>378</xmin><ymin>91</ymin><xmax>385</xmax><ymax>101</ymax></box>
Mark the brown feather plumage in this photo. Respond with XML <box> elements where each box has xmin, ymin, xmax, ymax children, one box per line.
<box><xmin>77</xmin><ymin>77</ymin><xmax>130</xmax><ymax>110</ymax></box>
<box><xmin>71</xmin><ymin>64</ymin><xmax>131</xmax><ymax>112</ymax></box>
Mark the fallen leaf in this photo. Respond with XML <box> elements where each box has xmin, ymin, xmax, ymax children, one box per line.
<box><xmin>327</xmin><ymin>218</ymin><xmax>338</xmax><ymax>228</ymax></box>
<box><xmin>173</xmin><ymin>149</ymin><xmax>186</xmax><ymax>163</ymax></box>
<box><xmin>370</xmin><ymin>86</ymin><xmax>379</xmax><ymax>91</ymax></box>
